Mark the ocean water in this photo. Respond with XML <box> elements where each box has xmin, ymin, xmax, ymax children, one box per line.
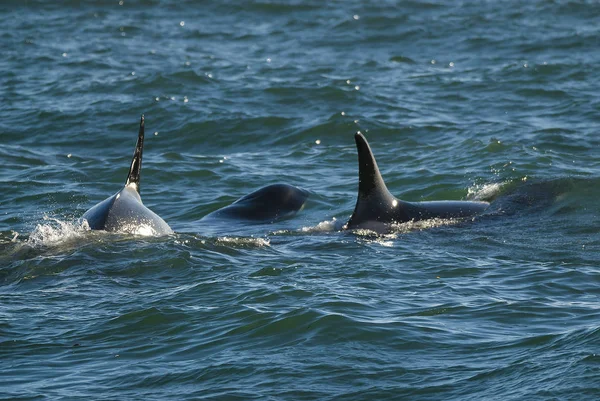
<box><xmin>2</xmin><ymin>0</ymin><xmax>600</xmax><ymax>399</ymax></box>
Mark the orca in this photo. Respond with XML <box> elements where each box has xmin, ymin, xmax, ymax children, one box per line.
<box><xmin>82</xmin><ymin>116</ymin><xmax>173</xmax><ymax>236</ymax></box>
<box><xmin>345</xmin><ymin>132</ymin><xmax>489</xmax><ymax>232</ymax></box>
<box><xmin>202</xmin><ymin>183</ymin><xmax>309</xmax><ymax>222</ymax></box>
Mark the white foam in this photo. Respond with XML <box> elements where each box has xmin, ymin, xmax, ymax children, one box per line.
<box><xmin>300</xmin><ymin>217</ymin><xmax>344</xmax><ymax>233</ymax></box>
<box><xmin>27</xmin><ymin>216</ymin><xmax>90</xmax><ymax>247</ymax></box>
<box><xmin>391</xmin><ymin>217</ymin><xmax>462</xmax><ymax>233</ymax></box>
<box><xmin>216</xmin><ymin>237</ymin><xmax>270</xmax><ymax>247</ymax></box>
<box><xmin>467</xmin><ymin>182</ymin><xmax>505</xmax><ymax>201</ymax></box>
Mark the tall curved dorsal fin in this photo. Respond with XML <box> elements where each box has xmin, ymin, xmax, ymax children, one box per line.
<box><xmin>125</xmin><ymin>115</ymin><xmax>144</xmax><ymax>193</ymax></box>
<box><xmin>354</xmin><ymin>131</ymin><xmax>391</xmax><ymax>199</ymax></box>
<box><xmin>346</xmin><ymin>131</ymin><xmax>402</xmax><ymax>229</ymax></box>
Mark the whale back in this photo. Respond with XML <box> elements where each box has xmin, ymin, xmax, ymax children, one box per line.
<box><xmin>203</xmin><ymin>183</ymin><xmax>309</xmax><ymax>222</ymax></box>
<box><xmin>82</xmin><ymin>116</ymin><xmax>172</xmax><ymax>236</ymax></box>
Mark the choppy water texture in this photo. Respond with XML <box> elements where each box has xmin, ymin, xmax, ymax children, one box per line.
<box><xmin>2</xmin><ymin>1</ymin><xmax>600</xmax><ymax>400</ymax></box>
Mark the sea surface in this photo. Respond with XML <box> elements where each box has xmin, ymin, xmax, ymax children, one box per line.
<box><xmin>1</xmin><ymin>1</ymin><xmax>600</xmax><ymax>399</ymax></box>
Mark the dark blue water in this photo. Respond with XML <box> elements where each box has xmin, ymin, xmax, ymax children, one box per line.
<box><xmin>2</xmin><ymin>1</ymin><xmax>600</xmax><ymax>399</ymax></box>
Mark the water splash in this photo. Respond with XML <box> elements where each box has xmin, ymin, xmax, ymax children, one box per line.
<box><xmin>300</xmin><ymin>218</ymin><xmax>345</xmax><ymax>233</ymax></box>
<box><xmin>467</xmin><ymin>182</ymin><xmax>506</xmax><ymax>201</ymax></box>
<box><xmin>27</xmin><ymin>216</ymin><xmax>90</xmax><ymax>248</ymax></box>
<box><xmin>216</xmin><ymin>237</ymin><xmax>270</xmax><ymax>247</ymax></box>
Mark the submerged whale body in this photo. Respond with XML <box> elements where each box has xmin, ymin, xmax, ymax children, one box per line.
<box><xmin>203</xmin><ymin>183</ymin><xmax>309</xmax><ymax>222</ymax></box>
<box><xmin>82</xmin><ymin>116</ymin><xmax>173</xmax><ymax>236</ymax></box>
<box><xmin>345</xmin><ymin>132</ymin><xmax>489</xmax><ymax>232</ymax></box>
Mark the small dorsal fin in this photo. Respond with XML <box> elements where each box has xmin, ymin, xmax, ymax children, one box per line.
<box><xmin>125</xmin><ymin>115</ymin><xmax>144</xmax><ymax>192</ymax></box>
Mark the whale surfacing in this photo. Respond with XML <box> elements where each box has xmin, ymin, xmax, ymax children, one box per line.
<box><xmin>345</xmin><ymin>132</ymin><xmax>489</xmax><ymax>232</ymax></box>
<box><xmin>82</xmin><ymin>116</ymin><xmax>172</xmax><ymax>236</ymax></box>
<box><xmin>203</xmin><ymin>183</ymin><xmax>309</xmax><ymax>222</ymax></box>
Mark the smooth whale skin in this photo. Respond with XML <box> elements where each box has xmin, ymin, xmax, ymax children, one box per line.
<box><xmin>203</xmin><ymin>183</ymin><xmax>309</xmax><ymax>222</ymax></box>
<box><xmin>345</xmin><ymin>132</ymin><xmax>489</xmax><ymax>232</ymax></box>
<box><xmin>82</xmin><ymin>116</ymin><xmax>173</xmax><ymax>236</ymax></box>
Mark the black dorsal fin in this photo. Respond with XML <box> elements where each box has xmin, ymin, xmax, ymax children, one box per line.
<box><xmin>346</xmin><ymin>131</ymin><xmax>400</xmax><ymax>229</ymax></box>
<box><xmin>125</xmin><ymin>115</ymin><xmax>144</xmax><ymax>192</ymax></box>
<box><xmin>354</xmin><ymin>131</ymin><xmax>391</xmax><ymax>199</ymax></box>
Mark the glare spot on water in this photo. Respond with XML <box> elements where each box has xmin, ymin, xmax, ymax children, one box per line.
<box><xmin>185</xmin><ymin>61</ymin><xmax>191</xmax><ymax>66</ymax></box>
<box><xmin>67</xmin><ymin>153</ymin><xmax>72</xmax><ymax>158</ymax></box>
<box><xmin>346</xmin><ymin>80</ymin><xmax>351</xmax><ymax>84</ymax></box>
<box><xmin>132</xmin><ymin>224</ymin><xmax>157</xmax><ymax>236</ymax></box>
<box><xmin>315</xmin><ymin>139</ymin><xmax>321</xmax><ymax>145</ymax></box>
<box><xmin>184</xmin><ymin>96</ymin><xmax>188</xmax><ymax>103</ymax></box>
<box><xmin>155</xmin><ymin>97</ymin><xmax>159</xmax><ymax>101</ymax></box>
<box><xmin>62</xmin><ymin>52</ymin><xmax>67</xmax><ymax>57</ymax></box>
<box><xmin>131</xmin><ymin>71</ymin><xmax>135</xmax><ymax>76</ymax></box>
<box><xmin>431</xmin><ymin>59</ymin><xmax>436</xmax><ymax>64</ymax></box>
<box><xmin>341</xmin><ymin>111</ymin><xmax>345</xmax><ymax>115</ymax></box>
<box><xmin>449</xmin><ymin>62</ymin><xmax>455</xmax><ymax>67</ymax></box>
<box><xmin>180</xmin><ymin>21</ymin><xmax>185</xmax><ymax>27</ymax></box>
<box><xmin>154</xmin><ymin>132</ymin><xmax>158</xmax><ymax>136</ymax></box>
<box><xmin>392</xmin><ymin>199</ymin><xmax>398</xmax><ymax>207</ymax></box>
<box><xmin>353</xmin><ymin>14</ymin><xmax>360</xmax><ymax>20</ymax></box>
<box><xmin>354</xmin><ymin>85</ymin><xmax>360</xmax><ymax>90</ymax></box>
<box><xmin>118</xmin><ymin>0</ymin><xmax>124</xmax><ymax>5</ymax></box>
